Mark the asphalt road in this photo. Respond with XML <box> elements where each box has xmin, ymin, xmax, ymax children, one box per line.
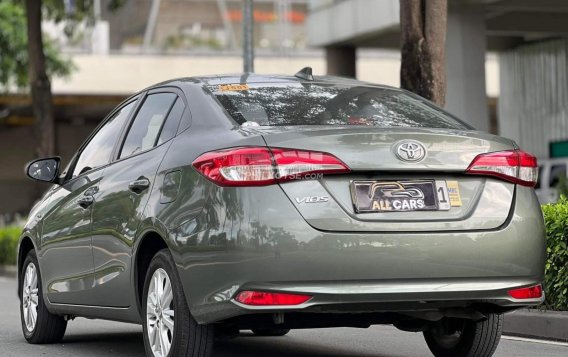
<box><xmin>1</xmin><ymin>276</ymin><xmax>566</xmax><ymax>357</ymax></box>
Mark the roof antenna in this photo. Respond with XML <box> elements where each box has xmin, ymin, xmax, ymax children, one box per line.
<box><xmin>295</xmin><ymin>67</ymin><xmax>314</xmax><ymax>81</ymax></box>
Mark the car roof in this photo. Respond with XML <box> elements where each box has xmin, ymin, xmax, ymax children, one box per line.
<box><xmin>146</xmin><ymin>73</ymin><xmax>399</xmax><ymax>91</ymax></box>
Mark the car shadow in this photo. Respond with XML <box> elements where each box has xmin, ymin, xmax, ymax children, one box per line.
<box><xmin>213</xmin><ymin>332</ymin><xmax>394</xmax><ymax>357</ymax></box>
<box><xmin>60</xmin><ymin>331</ymin><xmax>145</xmax><ymax>355</ymax></box>
<box><xmin>59</xmin><ymin>331</ymin><xmax>395</xmax><ymax>357</ymax></box>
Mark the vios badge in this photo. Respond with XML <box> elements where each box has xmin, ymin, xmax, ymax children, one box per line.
<box><xmin>394</xmin><ymin>140</ymin><xmax>427</xmax><ymax>162</ymax></box>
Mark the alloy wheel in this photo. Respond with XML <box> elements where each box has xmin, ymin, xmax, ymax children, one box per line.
<box><xmin>22</xmin><ymin>263</ymin><xmax>39</xmax><ymax>332</ymax></box>
<box><xmin>146</xmin><ymin>268</ymin><xmax>175</xmax><ymax>357</ymax></box>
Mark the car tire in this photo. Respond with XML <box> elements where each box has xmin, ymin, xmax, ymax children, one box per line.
<box><xmin>251</xmin><ymin>328</ymin><xmax>291</xmax><ymax>337</ymax></box>
<box><xmin>20</xmin><ymin>249</ymin><xmax>67</xmax><ymax>344</ymax></box>
<box><xmin>142</xmin><ymin>249</ymin><xmax>214</xmax><ymax>357</ymax></box>
<box><xmin>423</xmin><ymin>313</ymin><xmax>503</xmax><ymax>357</ymax></box>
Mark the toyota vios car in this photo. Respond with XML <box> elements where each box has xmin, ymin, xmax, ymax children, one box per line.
<box><xmin>19</xmin><ymin>70</ymin><xmax>545</xmax><ymax>357</ymax></box>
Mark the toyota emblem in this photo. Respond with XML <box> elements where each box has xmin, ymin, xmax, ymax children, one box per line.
<box><xmin>394</xmin><ymin>140</ymin><xmax>427</xmax><ymax>162</ymax></box>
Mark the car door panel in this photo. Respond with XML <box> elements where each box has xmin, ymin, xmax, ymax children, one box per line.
<box><xmin>89</xmin><ymin>143</ymin><xmax>172</xmax><ymax>307</ymax></box>
<box><xmin>41</xmin><ymin>170</ymin><xmax>103</xmax><ymax>304</ymax></box>
<box><xmin>89</xmin><ymin>90</ymin><xmax>184</xmax><ymax>307</ymax></box>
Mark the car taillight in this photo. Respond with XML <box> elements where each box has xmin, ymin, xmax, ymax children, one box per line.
<box><xmin>235</xmin><ymin>291</ymin><xmax>312</xmax><ymax>306</ymax></box>
<box><xmin>192</xmin><ymin>147</ymin><xmax>350</xmax><ymax>186</ymax></box>
<box><xmin>508</xmin><ymin>284</ymin><xmax>543</xmax><ymax>299</ymax></box>
<box><xmin>465</xmin><ymin>150</ymin><xmax>538</xmax><ymax>187</ymax></box>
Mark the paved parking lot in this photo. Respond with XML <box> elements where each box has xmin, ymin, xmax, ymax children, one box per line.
<box><xmin>0</xmin><ymin>277</ymin><xmax>566</xmax><ymax>357</ymax></box>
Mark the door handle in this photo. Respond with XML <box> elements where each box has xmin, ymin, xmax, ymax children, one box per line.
<box><xmin>78</xmin><ymin>195</ymin><xmax>94</xmax><ymax>209</ymax></box>
<box><xmin>129</xmin><ymin>177</ymin><xmax>151</xmax><ymax>194</ymax></box>
<box><xmin>84</xmin><ymin>186</ymin><xmax>99</xmax><ymax>196</ymax></box>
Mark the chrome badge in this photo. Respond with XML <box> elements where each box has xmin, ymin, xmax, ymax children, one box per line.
<box><xmin>394</xmin><ymin>140</ymin><xmax>427</xmax><ymax>162</ymax></box>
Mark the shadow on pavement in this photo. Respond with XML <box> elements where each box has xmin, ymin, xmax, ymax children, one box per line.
<box><xmin>60</xmin><ymin>331</ymin><xmax>145</xmax><ymax>355</ymax></box>
<box><xmin>213</xmin><ymin>332</ymin><xmax>391</xmax><ymax>357</ymax></box>
<box><xmin>61</xmin><ymin>331</ymin><xmax>391</xmax><ymax>357</ymax></box>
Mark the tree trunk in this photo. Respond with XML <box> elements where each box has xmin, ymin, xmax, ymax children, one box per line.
<box><xmin>25</xmin><ymin>0</ymin><xmax>55</xmax><ymax>158</ymax></box>
<box><xmin>400</xmin><ymin>0</ymin><xmax>447</xmax><ymax>106</ymax></box>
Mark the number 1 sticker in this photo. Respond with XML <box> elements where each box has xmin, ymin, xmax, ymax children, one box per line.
<box><xmin>435</xmin><ymin>181</ymin><xmax>451</xmax><ymax>210</ymax></box>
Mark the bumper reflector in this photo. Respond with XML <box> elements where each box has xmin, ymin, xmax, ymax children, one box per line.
<box><xmin>235</xmin><ymin>291</ymin><xmax>312</xmax><ymax>306</ymax></box>
<box><xmin>507</xmin><ymin>284</ymin><xmax>543</xmax><ymax>299</ymax></box>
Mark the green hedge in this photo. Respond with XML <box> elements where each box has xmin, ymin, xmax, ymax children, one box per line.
<box><xmin>542</xmin><ymin>196</ymin><xmax>568</xmax><ymax>311</ymax></box>
<box><xmin>0</xmin><ymin>226</ymin><xmax>20</xmax><ymax>265</ymax></box>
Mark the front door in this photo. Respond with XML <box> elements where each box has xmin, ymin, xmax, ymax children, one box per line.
<box><xmin>41</xmin><ymin>170</ymin><xmax>102</xmax><ymax>304</ymax></box>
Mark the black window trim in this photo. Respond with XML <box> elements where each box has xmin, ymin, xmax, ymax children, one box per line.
<box><xmin>111</xmin><ymin>86</ymin><xmax>188</xmax><ymax>164</ymax></box>
<box><xmin>64</xmin><ymin>94</ymin><xmax>143</xmax><ymax>183</ymax></box>
<box><xmin>153</xmin><ymin>96</ymin><xmax>180</xmax><ymax>147</ymax></box>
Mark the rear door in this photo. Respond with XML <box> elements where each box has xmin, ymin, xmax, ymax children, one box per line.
<box><xmin>89</xmin><ymin>88</ymin><xmax>186</xmax><ymax>307</ymax></box>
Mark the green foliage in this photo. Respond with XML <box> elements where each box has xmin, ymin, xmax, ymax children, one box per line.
<box><xmin>542</xmin><ymin>196</ymin><xmax>568</xmax><ymax>311</ymax></box>
<box><xmin>0</xmin><ymin>226</ymin><xmax>20</xmax><ymax>265</ymax></box>
<box><xmin>0</xmin><ymin>1</ymin><xmax>73</xmax><ymax>91</ymax></box>
<box><xmin>555</xmin><ymin>174</ymin><xmax>568</xmax><ymax>198</ymax></box>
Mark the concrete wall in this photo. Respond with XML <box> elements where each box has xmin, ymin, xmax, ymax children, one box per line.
<box><xmin>307</xmin><ymin>0</ymin><xmax>399</xmax><ymax>47</ymax></box>
<box><xmin>499</xmin><ymin>39</ymin><xmax>568</xmax><ymax>158</ymax></box>
<box><xmin>52</xmin><ymin>53</ymin><xmax>499</xmax><ymax>97</ymax></box>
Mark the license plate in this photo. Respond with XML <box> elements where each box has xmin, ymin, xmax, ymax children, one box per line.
<box><xmin>351</xmin><ymin>180</ymin><xmax>453</xmax><ymax>213</ymax></box>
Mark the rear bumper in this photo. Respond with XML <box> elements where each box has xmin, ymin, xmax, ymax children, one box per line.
<box><xmin>208</xmin><ymin>278</ymin><xmax>544</xmax><ymax>324</ymax></box>
<box><xmin>170</xmin><ymin>185</ymin><xmax>546</xmax><ymax>324</ymax></box>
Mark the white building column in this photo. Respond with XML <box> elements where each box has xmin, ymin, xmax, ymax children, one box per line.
<box><xmin>445</xmin><ymin>2</ymin><xmax>489</xmax><ymax>132</ymax></box>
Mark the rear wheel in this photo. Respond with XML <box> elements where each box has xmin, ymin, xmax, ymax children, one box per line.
<box><xmin>251</xmin><ymin>328</ymin><xmax>290</xmax><ymax>337</ymax></box>
<box><xmin>423</xmin><ymin>314</ymin><xmax>503</xmax><ymax>357</ymax></box>
<box><xmin>20</xmin><ymin>250</ymin><xmax>67</xmax><ymax>344</ymax></box>
<box><xmin>142</xmin><ymin>249</ymin><xmax>214</xmax><ymax>357</ymax></box>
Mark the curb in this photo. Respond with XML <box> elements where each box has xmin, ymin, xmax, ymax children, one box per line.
<box><xmin>0</xmin><ymin>265</ymin><xmax>17</xmax><ymax>278</ymax></box>
<box><xmin>504</xmin><ymin>309</ymin><xmax>568</xmax><ymax>342</ymax></box>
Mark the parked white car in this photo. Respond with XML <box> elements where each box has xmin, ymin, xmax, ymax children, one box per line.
<box><xmin>536</xmin><ymin>158</ymin><xmax>568</xmax><ymax>204</ymax></box>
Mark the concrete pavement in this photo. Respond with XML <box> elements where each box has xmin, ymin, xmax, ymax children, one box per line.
<box><xmin>0</xmin><ymin>277</ymin><xmax>566</xmax><ymax>357</ymax></box>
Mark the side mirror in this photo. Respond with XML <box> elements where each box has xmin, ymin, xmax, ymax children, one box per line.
<box><xmin>25</xmin><ymin>157</ymin><xmax>61</xmax><ymax>183</ymax></box>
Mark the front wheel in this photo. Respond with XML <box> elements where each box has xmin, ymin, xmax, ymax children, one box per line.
<box><xmin>142</xmin><ymin>249</ymin><xmax>214</xmax><ymax>357</ymax></box>
<box><xmin>20</xmin><ymin>250</ymin><xmax>67</xmax><ymax>344</ymax></box>
<box><xmin>423</xmin><ymin>313</ymin><xmax>503</xmax><ymax>357</ymax></box>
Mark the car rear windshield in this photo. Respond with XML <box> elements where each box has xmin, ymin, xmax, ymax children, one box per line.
<box><xmin>210</xmin><ymin>82</ymin><xmax>472</xmax><ymax>130</ymax></box>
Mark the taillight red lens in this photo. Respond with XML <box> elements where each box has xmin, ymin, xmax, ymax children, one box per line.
<box><xmin>508</xmin><ymin>284</ymin><xmax>543</xmax><ymax>299</ymax></box>
<box><xmin>271</xmin><ymin>148</ymin><xmax>350</xmax><ymax>181</ymax></box>
<box><xmin>235</xmin><ymin>291</ymin><xmax>312</xmax><ymax>306</ymax></box>
<box><xmin>465</xmin><ymin>150</ymin><xmax>538</xmax><ymax>187</ymax></box>
<box><xmin>192</xmin><ymin>147</ymin><xmax>350</xmax><ymax>186</ymax></box>
<box><xmin>192</xmin><ymin>147</ymin><xmax>275</xmax><ymax>186</ymax></box>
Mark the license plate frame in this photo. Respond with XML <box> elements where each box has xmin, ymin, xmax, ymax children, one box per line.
<box><xmin>351</xmin><ymin>179</ymin><xmax>452</xmax><ymax>213</ymax></box>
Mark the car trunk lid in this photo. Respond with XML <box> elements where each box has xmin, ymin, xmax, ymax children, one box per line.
<box><xmin>252</xmin><ymin>126</ymin><xmax>517</xmax><ymax>232</ymax></box>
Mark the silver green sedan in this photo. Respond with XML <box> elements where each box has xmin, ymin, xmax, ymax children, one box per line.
<box><xmin>19</xmin><ymin>72</ymin><xmax>545</xmax><ymax>357</ymax></box>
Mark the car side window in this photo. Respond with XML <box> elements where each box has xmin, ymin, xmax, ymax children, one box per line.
<box><xmin>71</xmin><ymin>101</ymin><xmax>136</xmax><ymax>178</ymax></box>
<box><xmin>119</xmin><ymin>93</ymin><xmax>177</xmax><ymax>159</ymax></box>
<box><xmin>157</xmin><ymin>97</ymin><xmax>185</xmax><ymax>146</ymax></box>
